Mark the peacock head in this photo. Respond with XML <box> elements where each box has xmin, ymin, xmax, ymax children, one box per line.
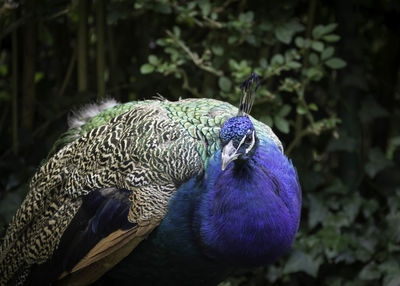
<box><xmin>220</xmin><ymin>73</ymin><xmax>260</xmax><ymax>171</ymax></box>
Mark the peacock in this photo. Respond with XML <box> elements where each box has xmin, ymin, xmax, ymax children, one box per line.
<box><xmin>0</xmin><ymin>74</ymin><xmax>301</xmax><ymax>286</ymax></box>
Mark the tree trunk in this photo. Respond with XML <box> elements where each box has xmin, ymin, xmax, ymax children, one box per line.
<box><xmin>12</xmin><ymin>10</ymin><xmax>19</xmax><ymax>155</ymax></box>
<box><xmin>107</xmin><ymin>25</ymin><xmax>118</xmax><ymax>98</ymax></box>
<box><xmin>21</xmin><ymin>0</ymin><xmax>36</xmax><ymax>131</ymax></box>
<box><xmin>77</xmin><ymin>0</ymin><xmax>88</xmax><ymax>93</ymax></box>
<box><xmin>96</xmin><ymin>0</ymin><xmax>106</xmax><ymax>99</ymax></box>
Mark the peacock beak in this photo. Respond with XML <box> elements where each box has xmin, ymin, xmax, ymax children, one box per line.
<box><xmin>221</xmin><ymin>140</ymin><xmax>240</xmax><ymax>171</ymax></box>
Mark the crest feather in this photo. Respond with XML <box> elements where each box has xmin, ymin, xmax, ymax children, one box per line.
<box><xmin>238</xmin><ymin>73</ymin><xmax>260</xmax><ymax>116</ymax></box>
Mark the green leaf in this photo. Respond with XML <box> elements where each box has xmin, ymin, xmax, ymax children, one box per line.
<box><xmin>228</xmin><ymin>36</ymin><xmax>237</xmax><ymax>44</ymax></box>
<box><xmin>309</xmin><ymin>53</ymin><xmax>319</xmax><ymax>65</ymax></box>
<box><xmin>312</xmin><ymin>25</ymin><xmax>325</xmax><ymax>39</ymax></box>
<box><xmin>173</xmin><ymin>26</ymin><xmax>181</xmax><ymax>37</ymax></box>
<box><xmin>274</xmin><ymin>116</ymin><xmax>289</xmax><ymax>133</ymax></box>
<box><xmin>286</xmin><ymin>20</ymin><xmax>305</xmax><ymax>32</ymax></box>
<box><xmin>278</xmin><ymin>104</ymin><xmax>291</xmax><ymax>117</ymax></box>
<box><xmin>384</xmin><ymin>276</ymin><xmax>400</xmax><ymax>286</ymax></box>
<box><xmin>165</xmin><ymin>47</ymin><xmax>179</xmax><ymax>60</ymax></box>
<box><xmin>199</xmin><ymin>1</ymin><xmax>211</xmax><ymax>16</ymax></box>
<box><xmin>134</xmin><ymin>2</ymin><xmax>143</xmax><ymax>9</ymax></box>
<box><xmin>287</xmin><ymin>61</ymin><xmax>301</xmax><ymax>69</ymax></box>
<box><xmin>365</xmin><ymin>148</ymin><xmax>394</xmax><ymax>178</ymax></box>
<box><xmin>296</xmin><ymin>105</ymin><xmax>307</xmax><ymax>115</ymax></box>
<box><xmin>275</xmin><ymin>25</ymin><xmax>292</xmax><ymax>44</ymax></box>
<box><xmin>271</xmin><ymin>54</ymin><xmax>284</xmax><ymax>65</ymax></box>
<box><xmin>245</xmin><ymin>34</ymin><xmax>257</xmax><ymax>46</ymax></box>
<box><xmin>309</xmin><ymin>103</ymin><xmax>318</xmax><ymax>111</ymax></box>
<box><xmin>381</xmin><ymin>261</ymin><xmax>400</xmax><ymax>286</ymax></box>
<box><xmin>312</xmin><ymin>23</ymin><xmax>338</xmax><ymax>39</ymax></box>
<box><xmin>0</xmin><ymin>90</ymin><xmax>10</xmax><ymax>101</ymax></box>
<box><xmin>306</xmin><ymin>67</ymin><xmax>323</xmax><ymax>81</ymax></box>
<box><xmin>34</xmin><ymin>72</ymin><xmax>45</xmax><ymax>83</ymax></box>
<box><xmin>239</xmin><ymin>11</ymin><xmax>254</xmax><ymax>23</ymax></box>
<box><xmin>342</xmin><ymin>193</ymin><xmax>362</xmax><ymax>224</ymax></box>
<box><xmin>140</xmin><ymin>64</ymin><xmax>155</xmax><ymax>74</ymax></box>
<box><xmin>212</xmin><ymin>46</ymin><xmax>224</xmax><ymax>56</ymax></box>
<box><xmin>311</xmin><ymin>41</ymin><xmax>324</xmax><ymax>52</ymax></box>
<box><xmin>156</xmin><ymin>38</ymin><xmax>166</xmax><ymax>46</ymax></box>
<box><xmin>324</xmin><ymin>23</ymin><xmax>338</xmax><ymax>34</ymax></box>
<box><xmin>260</xmin><ymin>115</ymin><xmax>273</xmax><ymax>127</ymax></box>
<box><xmin>148</xmin><ymin>55</ymin><xmax>159</xmax><ymax>65</ymax></box>
<box><xmin>283</xmin><ymin>250</ymin><xmax>321</xmax><ymax>277</ymax></box>
<box><xmin>359</xmin><ymin>262</ymin><xmax>381</xmax><ymax>280</ymax></box>
<box><xmin>218</xmin><ymin>76</ymin><xmax>232</xmax><ymax>92</ymax></box>
<box><xmin>321</xmin><ymin>46</ymin><xmax>335</xmax><ymax>60</ymax></box>
<box><xmin>316</xmin><ymin>225</ymin><xmax>341</xmax><ymax>249</ymax></box>
<box><xmin>259</xmin><ymin>58</ymin><xmax>268</xmax><ymax>68</ymax></box>
<box><xmin>0</xmin><ymin>64</ymin><xmax>8</xmax><ymax>76</ymax></box>
<box><xmin>325</xmin><ymin>57</ymin><xmax>347</xmax><ymax>69</ymax></box>
<box><xmin>323</xmin><ymin>34</ymin><xmax>341</xmax><ymax>42</ymax></box>
<box><xmin>388</xmin><ymin>136</ymin><xmax>400</xmax><ymax>160</ymax></box>
<box><xmin>386</xmin><ymin>212</ymin><xmax>400</xmax><ymax>243</ymax></box>
<box><xmin>279</xmin><ymin>78</ymin><xmax>297</xmax><ymax>92</ymax></box>
<box><xmin>174</xmin><ymin>71</ymin><xmax>181</xmax><ymax>79</ymax></box>
<box><xmin>275</xmin><ymin>21</ymin><xmax>304</xmax><ymax>44</ymax></box>
<box><xmin>229</xmin><ymin>59</ymin><xmax>239</xmax><ymax>70</ymax></box>
<box><xmin>295</xmin><ymin>36</ymin><xmax>304</xmax><ymax>48</ymax></box>
<box><xmin>308</xmin><ymin>194</ymin><xmax>328</xmax><ymax>228</ymax></box>
<box><xmin>266</xmin><ymin>265</ymin><xmax>282</xmax><ymax>283</ymax></box>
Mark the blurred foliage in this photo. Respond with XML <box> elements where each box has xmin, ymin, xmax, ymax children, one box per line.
<box><xmin>1</xmin><ymin>0</ymin><xmax>400</xmax><ymax>285</ymax></box>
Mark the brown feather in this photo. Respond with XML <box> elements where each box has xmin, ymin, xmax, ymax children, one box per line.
<box><xmin>57</xmin><ymin>222</ymin><xmax>159</xmax><ymax>285</ymax></box>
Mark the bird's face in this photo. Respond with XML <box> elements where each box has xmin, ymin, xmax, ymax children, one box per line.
<box><xmin>220</xmin><ymin>116</ymin><xmax>258</xmax><ymax>170</ymax></box>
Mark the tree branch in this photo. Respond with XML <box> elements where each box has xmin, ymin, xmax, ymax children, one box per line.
<box><xmin>166</xmin><ymin>30</ymin><xmax>224</xmax><ymax>77</ymax></box>
<box><xmin>58</xmin><ymin>47</ymin><xmax>77</xmax><ymax>98</ymax></box>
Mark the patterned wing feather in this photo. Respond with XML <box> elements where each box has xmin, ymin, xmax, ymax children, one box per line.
<box><xmin>0</xmin><ymin>101</ymin><xmax>203</xmax><ymax>285</ymax></box>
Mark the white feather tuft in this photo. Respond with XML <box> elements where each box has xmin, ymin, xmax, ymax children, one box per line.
<box><xmin>68</xmin><ymin>98</ymin><xmax>119</xmax><ymax>130</ymax></box>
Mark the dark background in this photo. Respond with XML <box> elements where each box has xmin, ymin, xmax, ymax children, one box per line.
<box><xmin>0</xmin><ymin>0</ymin><xmax>399</xmax><ymax>285</ymax></box>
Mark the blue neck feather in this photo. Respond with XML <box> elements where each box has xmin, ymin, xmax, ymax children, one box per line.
<box><xmin>194</xmin><ymin>139</ymin><xmax>301</xmax><ymax>266</ymax></box>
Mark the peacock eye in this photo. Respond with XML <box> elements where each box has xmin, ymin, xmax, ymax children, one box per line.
<box><xmin>245</xmin><ymin>136</ymin><xmax>252</xmax><ymax>144</ymax></box>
